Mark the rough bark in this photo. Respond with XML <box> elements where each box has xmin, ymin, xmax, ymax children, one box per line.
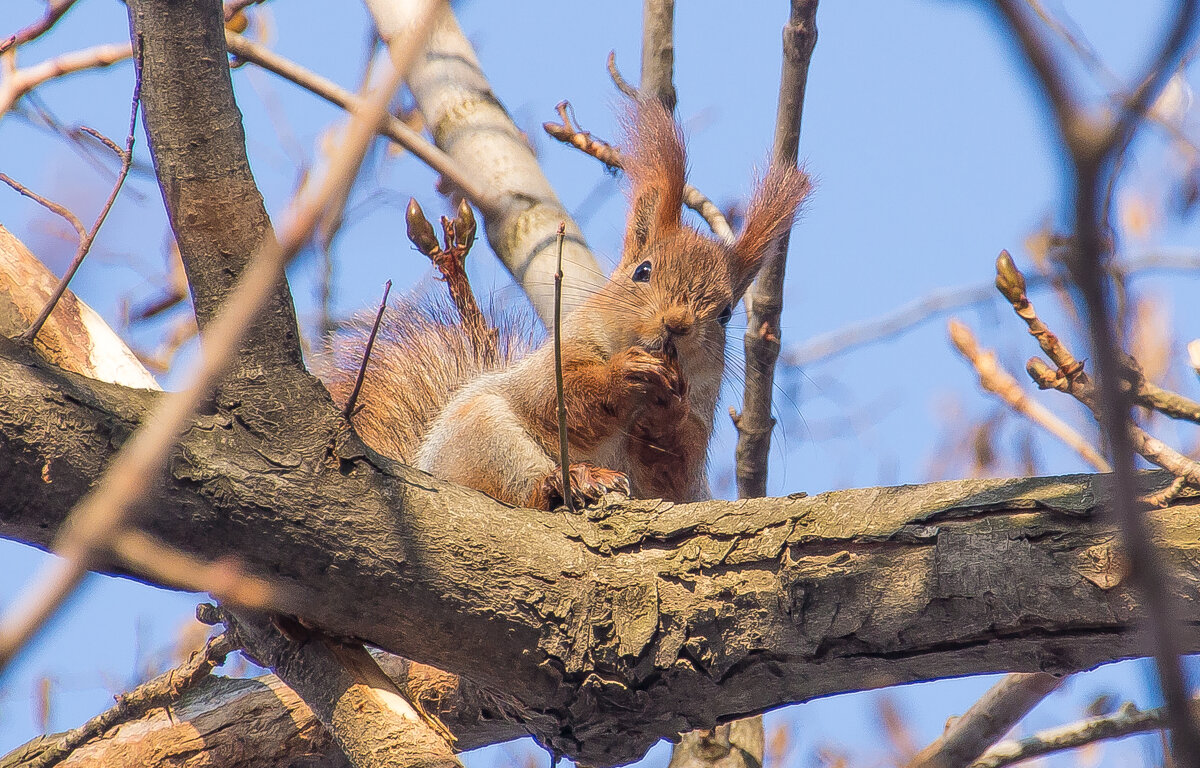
<box><xmin>3</xmin><ymin>338</ymin><xmax>1200</xmax><ymax>765</ymax></box>
<box><xmin>128</xmin><ymin>0</ymin><xmax>303</xmax><ymax>373</ymax></box>
<box><xmin>363</xmin><ymin>0</ymin><xmax>606</xmax><ymax>325</ymax></box>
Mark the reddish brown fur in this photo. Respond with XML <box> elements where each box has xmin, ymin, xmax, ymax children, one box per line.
<box><xmin>321</xmin><ymin>296</ymin><xmax>531</xmax><ymax>464</ymax></box>
<box><xmin>327</xmin><ymin>102</ymin><xmax>811</xmax><ymax>510</ymax></box>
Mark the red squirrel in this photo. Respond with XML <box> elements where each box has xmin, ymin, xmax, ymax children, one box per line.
<box><xmin>327</xmin><ymin>103</ymin><xmax>810</xmax><ymax>510</ymax></box>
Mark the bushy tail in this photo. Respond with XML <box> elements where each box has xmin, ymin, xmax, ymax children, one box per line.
<box><xmin>322</xmin><ymin>294</ymin><xmax>533</xmax><ymax>464</ymax></box>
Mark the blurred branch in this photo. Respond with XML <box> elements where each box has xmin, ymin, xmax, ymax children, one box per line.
<box><xmin>972</xmin><ymin>699</ymin><xmax>1200</xmax><ymax>768</ymax></box>
<box><xmin>735</xmin><ymin>0</ymin><xmax>818</xmax><ymax>498</ymax></box>
<box><xmin>0</xmin><ymin>42</ymin><xmax>132</xmax><ymax>118</ymax></box>
<box><xmin>542</xmin><ymin>101</ymin><xmax>735</xmax><ymax>243</ymax></box>
<box><xmin>906</xmin><ymin>672</ymin><xmax>1062</xmax><ymax>768</ymax></box>
<box><xmin>949</xmin><ymin>319</ymin><xmax>1110</xmax><ymax>472</ymax></box>
<box><xmin>364</xmin><ymin>0</ymin><xmax>604</xmax><ymax>324</ymax></box>
<box><xmin>3</xmin><ymin>0</ymin><xmax>81</xmax><ymax>52</ymax></box>
<box><xmin>989</xmin><ymin>1</ymin><xmax>1200</xmax><ymax>761</ymax></box>
<box><xmin>223</xmin><ymin>30</ymin><xmax>499</xmax><ymax>215</ymax></box>
<box><xmin>640</xmin><ymin>0</ymin><xmax>677</xmax><ymax>111</ymax></box>
<box><xmin>786</xmin><ymin>250</ymin><xmax>1200</xmax><ymax>368</ymax></box>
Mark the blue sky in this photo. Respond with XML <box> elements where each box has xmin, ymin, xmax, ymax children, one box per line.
<box><xmin>3</xmin><ymin>1</ymin><xmax>1200</xmax><ymax>765</ymax></box>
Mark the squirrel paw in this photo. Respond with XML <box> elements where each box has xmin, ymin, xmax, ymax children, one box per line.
<box><xmin>615</xmin><ymin>347</ymin><xmax>687</xmax><ymax>408</ymax></box>
<box><xmin>528</xmin><ymin>463</ymin><xmax>630</xmax><ymax>511</ymax></box>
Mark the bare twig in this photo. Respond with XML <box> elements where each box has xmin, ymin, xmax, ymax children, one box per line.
<box><xmin>554</xmin><ymin>222</ymin><xmax>573</xmax><ymax>513</ymax></box>
<box><xmin>6</xmin><ymin>0</ymin><xmax>81</xmax><ymax>51</ymax></box>
<box><xmin>21</xmin><ymin>64</ymin><xmax>142</xmax><ymax>343</ymax></box>
<box><xmin>640</xmin><ymin>0</ymin><xmax>677</xmax><ymax>111</ymax></box>
<box><xmin>990</xmin><ymin>1</ymin><xmax>1200</xmax><ymax>758</ymax></box>
<box><xmin>607</xmin><ymin>50</ymin><xmax>640</xmax><ymax>100</ymax></box>
<box><xmin>0</xmin><ymin>5</ymin><xmax>437</xmax><ymax>675</ymax></box>
<box><xmin>906</xmin><ymin>672</ymin><xmax>1062</xmax><ymax>768</ymax></box>
<box><xmin>543</xmin><ymin>101</ymin><xmax>736</xmax><ymax>244</ymax></box>
<box><xmin>735</xmin><ymin>0</ymin><xmax>818</xmax><ymax>499</ymax></box>
<box><xmin>404</xmin><ymin>196</ymin><xmax>494</xmax><ymax>353</ymax></box>
<box><xmin>342</xmin><ymin>280</ymin><xmax>392</xmax><ymax>421</ymax></box>
<box><xmin>28</xmin><ymin>631</ymin><xmax>234</xmax><ymax>768</ymax></box>
<box><xmin>971</xmin><ymin>699</ymin><xmax>1200</xmax><ymax>768</ymax></box>
<box><xmin>949</xmin><ymin>319</ymin><xmax>1110</xmax><ymax>472</ymax></box>
<box><xmin>0</xmin><ymin>174</ymin><xmax>85</xmax><ymax>239</ymax></box>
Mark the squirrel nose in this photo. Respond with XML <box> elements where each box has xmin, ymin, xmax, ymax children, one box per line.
<box><xmin>662</xmin><ymin>308</ymin><xmax>694</xmax><ymax>336</ymax></box>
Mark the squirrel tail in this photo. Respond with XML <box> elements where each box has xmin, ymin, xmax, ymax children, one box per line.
<box><xmin>322</xmin><ymin>293</ymin><xmax>532</xmax><ymax>464</ymax></box>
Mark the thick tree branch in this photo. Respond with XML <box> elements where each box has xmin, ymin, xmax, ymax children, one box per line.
<box><xmin>5</xmin><ymin>342</ymin><xmax>1200</xmax><ymax>765</ymax></box>
<box><xmin>363</xmin><ymin>0</ymin><xmax>606</xmax><ymax>324</ymax></box>
<box><xmin>129</xmin><ymin>0</ymin><xmax>304</xmax><ymax>374</ymax></box>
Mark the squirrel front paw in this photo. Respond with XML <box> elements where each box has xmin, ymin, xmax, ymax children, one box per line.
<box><xmin>613</xmin><ymin>347</ymin><xmax>687</xmax><ymax>411</ymax></box>
<box><xmin>527</xmin><ymin>463</ymin><xmax>630</xmax><ymax>511</ymax></box>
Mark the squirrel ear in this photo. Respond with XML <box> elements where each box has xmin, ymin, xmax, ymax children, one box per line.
<box><xmin>731</xmin><ymin>163</ymin><xmax>812</xmax><ymax>298</ymax></box>
<box><xmin>621</xmin><ymin>102</ymin><xmax>687</xmax><ymax>259</ymax></box>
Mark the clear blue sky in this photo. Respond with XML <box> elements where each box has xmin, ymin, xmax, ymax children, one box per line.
<box><xmin>2</xmin><ymin>1</ymin><xmax>1199</xmax><ymax>765</ymax></box>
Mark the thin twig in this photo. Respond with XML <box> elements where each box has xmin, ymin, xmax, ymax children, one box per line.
<box><xmin>0</xmin><ymin>5</ymin><xmax>438</xmax><ymax>675</ymax></box>
<box><xmin>554</xmin><ymin>222</ymin><xmax>572</xmax><ymax>513</ymax></box>
<box><xmin>543</xmin><ymin>101</ymin><xmax>736</xmax><ymax>244</ymax></box>
<box><xmin>948</xmin><ymin>319</ymin><xmax>1110</xmax><ymax>472</ymax></box>
<box><xmin>28</xmin><ymin>632</ymin><xmax>234</xmax><ymax>768</ymax></box>
<box><xmin>735</xmin><ymin>0</ymin><xmax>818</xmax><ymax>499</ymax></box>
<box><xmin>971</xmin><ymin>699</ymin><xmax>1200</xmax><ymax>768</ymax></box>
<box><xmin>21</xmin><ymin>61</ymin><xmax>142</xmax><ymax>343</ymax></box>
<box><xmin>607</xmin><ymin>50</ymin><xmax>640</xmax><ymax>100</ymax></box>
<box><xmin>110</xmin><ymin>530</ymin><xmax>283</xmax><ymax>611</ymax></box>
<box><xmin>342</xmin><ymin>280</ymin><xmax>392</xmax><ymax>421</ymax></box>
<box><xmin>6</xmin><ymin>0</ymin><xmax>80</xmax><ymax>51</ymax></box>
<box><xmin>0</xmin><ymin>173</ymin><xmax>85</xmax><ymax>239</ymax></box>
<box><xmin>906</xmin><ymin>672</ymin><xmax>1062</xmax><ymax>768</ymax></box>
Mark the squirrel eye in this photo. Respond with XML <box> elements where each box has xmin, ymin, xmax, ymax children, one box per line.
<box><xmin>632</xmin><ymin>260</ymin><xmax>653</xmax><ymax>283</ymax></box>
<box><xmin>717</xmin><ymin>304</ymin><xmax>733</xmax><ymax>326</ymax></box>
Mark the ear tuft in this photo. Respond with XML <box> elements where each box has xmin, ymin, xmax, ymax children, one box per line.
<box><xmin>731</xmin><ymin>164</ymin><xmax>812</xmax><ymax>296</ymax></box>
<box><xmin>620</xmin><ymin>101</ymin><xmax>687</xmax><ymax>259</ymax></box>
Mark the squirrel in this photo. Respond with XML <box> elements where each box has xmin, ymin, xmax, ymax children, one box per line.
<box><xmin>326</xmin><ymin>103</ymin><xmax>811</xmax><ymax>510</ymax></box>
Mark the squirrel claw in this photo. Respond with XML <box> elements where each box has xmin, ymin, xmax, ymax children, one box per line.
<box><xmin>528</xmin><ymin>463</ymin><xmax>630</xmax><ymax>511</ymax></box>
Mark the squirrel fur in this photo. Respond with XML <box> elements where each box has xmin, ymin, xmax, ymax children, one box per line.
<box><xmin>326</xmin><ymin>103</ymin><xmax>811</xmax><ymax>509</ymax></box>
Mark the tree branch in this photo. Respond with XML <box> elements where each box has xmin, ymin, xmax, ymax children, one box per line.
<box><xmin>363</xmin><ymin>0</ymin><xmax>606</xmax><ymax>325</ymax></box>
<box><xmin>129</xmin><ymin>0</ymin><xmax>304</xmax><ymax>374</ymax></box>
<box><xmin>735</xmin><ymin>0</ymin><xmax>818</xmax><ymax>498</ymax></box>
<box><xmin>5</xmin><ymin>340</ymin><xmax>1200</xmax><ymax>765</ymax></box>
<box><xmin>640</xmin><ymin>0</ymin><xmax>677</xmax><ymax>111</ymax></box>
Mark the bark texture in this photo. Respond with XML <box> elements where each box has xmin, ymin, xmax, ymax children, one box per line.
<box><xmin>364</xmin><ymin>0</ymin><xmax>606</xmax><ymax>325</ymax></box>
<box><xmin>2</xmin><ymin>338</ymin><xmax>1199</xmax><ymax>765</ymax></box>
<box><xmin>129</xmin><ymin>0</ymin><xmax>303</xmax><ymax>373</ymax></box>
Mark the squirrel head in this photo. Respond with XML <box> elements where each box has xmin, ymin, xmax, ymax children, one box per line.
<box><xmin>585</xmin><ymin>102</ymin><xmax>812</xmax><ymax>375</ymax></box>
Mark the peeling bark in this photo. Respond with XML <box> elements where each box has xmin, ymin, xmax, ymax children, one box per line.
<box><xmin>2</xmin><ymin>339</ymin><xmax>1198</xmax><ymax>765</ymax></box>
